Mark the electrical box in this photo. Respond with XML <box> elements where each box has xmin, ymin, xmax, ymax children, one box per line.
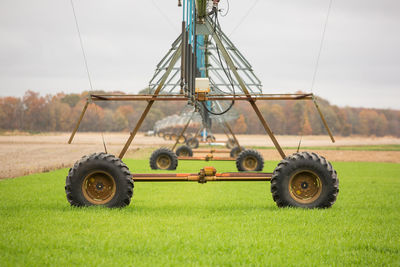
<box><xmin>195</xmin><ymin>78</ymin><xmax>210</xmax><ymax>93</ymax></box>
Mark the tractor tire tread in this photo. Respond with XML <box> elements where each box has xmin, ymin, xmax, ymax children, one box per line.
<box><xmin>270</xmin><ymin>151</ymin><xmax>339</xmax><ymax>208</ymax></box>
<box><xmin>65</xmin><ymin>152</ymin><xmax>133</xmax><ymax>208</ymax></box>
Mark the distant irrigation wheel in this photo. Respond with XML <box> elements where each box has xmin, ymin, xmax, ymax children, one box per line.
<box><xmin>170</xmin><ymin>134</ymin><xmax>178</xmax><ymax>141</ymax></box>
<box><xmin>149</xmin><ymin>148</ymin><xmax>178</xmax><ymax>170</ymax></box>
<box><xmin>236</xmin><ymin>149</ymin><xmax>264</xmax><ymax>171</ymax></box>
<box><xmin>230</xmin><ymin>146</ymin><xmax>245</xmax><ymax>158</ymax></box>
<box><xmin>158</xmin><ymin>132</ymin><xmax>164</xmax><ymax>138</ymax></box>
<box><xmin>271</xmin><ymin>152</ymin><xmax>339</xmax><ymax>208</ymax></box>
<box><xmin>163</xmin><ymin>134</ymin><xmax>171</xmax><ymax>140</ymax></box>
<box><xmin>65</xmin><ymin>152</ymin><xmax>133</xmax><ymax>208</ymax></box>
<box><xmin>206</xmin><ymin>135</ymin><xmax>216</xmax><ymax>142</ymax></box>
<box><xmin>176</xmin><ymin>145</ymin><xmax>193</xmax><ymax>157</ymax></box>
<box><xmin>186</xmin><ymin>137</ymin><xmax>199</xmax><ymax>148</ymax></box>
<box><xmin>226</xmin><ymin>138</ymin><xmax>236</xmax><ymax>149</ymax></box>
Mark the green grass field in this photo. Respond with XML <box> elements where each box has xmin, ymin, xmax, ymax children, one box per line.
<box><xmin>0</xmin><ymin>159</ymin><xmax>399</xmax><ymax>266</ymax></box>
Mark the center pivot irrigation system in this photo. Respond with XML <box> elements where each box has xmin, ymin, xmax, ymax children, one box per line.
<box><xmin>66</xmin><ymin>0</ymin><xmax>339</xmax><ymax>209</ymax></box>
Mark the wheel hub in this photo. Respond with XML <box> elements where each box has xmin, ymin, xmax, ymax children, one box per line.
<box><xmin>82</xmin><ymin>171</ymin><xmax>116</xmax><ymax>204</ymax></box>
<box><xmin>156</xmin><ymin>155</ymin><xmax>171</xmax><ymax>169</ymax></box>
<box><xmin>243</xmin><ymin>156</ymin><xmax>257</xmax><ymax>171</ymax></box>
<box><xmin>289</xmin><ymin>170</ymin><xmax>322</xmax><ymax>204</ymax></box>
<box><xmin>301</xmin><ymin>182</ymin><xmax>308</xmax><ymax>189</ymax></box>
<box><xmin>96</xmin><ymin>182</ymin><xmax>104</xmax><ymax>190</ymax></box>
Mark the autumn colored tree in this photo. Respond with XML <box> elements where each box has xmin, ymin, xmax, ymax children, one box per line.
<box><xmin>302</xmin><ymin>113</ymin><xmax>313</xmax><ymax>135</ymax></box>
<box><xmin>0</xmin><ymin>97</ymin><xmax>23</xmax><ymax>130</ymax></box>
<box><xmin>359</xmin><ymin>110</ymin><xmax>379</xmax><ymax>136</ymax></box>
<box><xmin>0</xmin><ymin>90</ymin><xmax>399</xmax><ymax>137</ymax></box>
<box><xmin>232</xmin><ymin>114</ymin><xmax>247</xmax><ymax>134</ymax></box>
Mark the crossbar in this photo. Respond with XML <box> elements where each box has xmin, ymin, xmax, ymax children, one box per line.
<box><xmin>132</xmin><ymin>172</ymin><xmax>272</xmax><ymax>182</ymax></box>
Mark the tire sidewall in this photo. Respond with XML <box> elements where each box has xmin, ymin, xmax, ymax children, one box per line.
<box><xmin>274</xmin><ymin>158</ymin><xmax>334</xmax><ymax>208</ymax></box>
<box><xmin>186</xmin><ymin>137</ymin><xmax>199</xmax><ymax>148</ymax></box>
<box><xmin>176</xmin><ymin>145</ymin><xmax>193</xmax><ymax>157</ymax></box>
<box><xmin>69</xmin><ymin>159</ymin><xmax>127</xmax><ymax>207</ymax></box>
<box><xmin>149</xmin><ymin>148</ymin><xmax>178</xmax><ymax>170</ymax></box>
<box><xmin>230</xmin><ymin>146</ymin><xmax>244</xmax><ymax>158</ymax></box>
<box><xmin>236</xmin><ymin>149</ymin><xmax>264</xmax><ymax>171</ymax></box>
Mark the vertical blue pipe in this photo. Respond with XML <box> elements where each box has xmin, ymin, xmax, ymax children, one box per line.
<box><xmin>196</xmin><ymin>35</ymin><xmax>205</xmax><ymax>77</ymax></box>
<box><xmin>189</xmin><ymin>0</ymin><xmax>193</xmax><ymax>46</ymax></box>
<box><xmin>183</xmin><ymin>0</ymin><xmax>185</xmax><ymax>21</ymax></box>
<box><xmin>192</xmin><ymin>0</ymin><xmax>195</xmax><ymax>51</ymax></box>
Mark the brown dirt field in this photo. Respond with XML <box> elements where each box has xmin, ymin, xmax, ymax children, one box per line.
<box><xmin>1</xmin><ymin>132</ymin><xmax>399</xmax><ymax>179</ymax></box>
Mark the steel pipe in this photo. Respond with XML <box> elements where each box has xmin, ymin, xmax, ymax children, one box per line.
<box><xmin>132</xmin><ymin>172</ymin><xmax>272</xmax><ymax>182</ymax></box>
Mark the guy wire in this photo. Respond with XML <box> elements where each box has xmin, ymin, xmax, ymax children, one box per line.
<box><xmin>310</xmin><ymin>0</ymin><xmax>333</xmax><ymax>92</ymax></box>
<box><xmin>70</xmin><ymin>0</ymin><xmax>108</xmax><ymax>153</ymax></box>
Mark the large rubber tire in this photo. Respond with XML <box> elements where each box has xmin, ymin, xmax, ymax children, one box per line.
<box><xmin>206</xmin><ymin>135</ymin><xmax>216</xmax><ymax>142</ymax></box>
<box><xmin>149</xmin><ymin>148</ymin><xmax>178</xmax><ymax>170</ymax></box>
<box><xmin>230</xmin><ymin>146</ymin><xmax>245</xmax><ymax>158</ymax></box>
<box><xmin>65</xmin><ymin>152</ymin><xmax>133</xmax><ymax>208</ymax></box>
<box><xmin>236</xmin><ymin>149</ymin><xmax>264</xmax><ymax>171</ymax></box>
<box><xmin>186</xmin><ymin>137</ymin><xmax>199</xmax><ymax>148</ymax></box>
<box><xmin>176</xmin><ymin>145</ymin><xmax>193</xmax><ymax>157</ymax></box>
<box><xmin>226</xmin><ymin>138</ymin><xmax>236</xmax><ymax>149</ymax></box>
<box><xmin>271</xmin><ymin>152</ymin><xmax>339</xmax><ymax>209</ymax></box>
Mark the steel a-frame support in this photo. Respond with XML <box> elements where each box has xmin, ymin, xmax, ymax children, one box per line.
<box><xmin>117</xmin><ymin>19</ymin><xmax>287</xmax><ymax>160</ymax></box>
<box><xmin>204</xmin><ymin>20</ymin><xmax>286</xmax><ymax>159</ymax></box>
<box><xmin>68</xmin><ymin>21</ymin><xmax>335</xmax><ymax>160</ymax></box>
<box><xmin>118</xmin><ymin>45</ymin><xmax>182</xmax><ymax>159</ymax></box>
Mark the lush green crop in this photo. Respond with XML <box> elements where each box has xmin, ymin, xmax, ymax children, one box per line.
<box><xmin>0</xmin><ymin>159</ymin><xmax>399</xmax><ymax>266</ymax></box>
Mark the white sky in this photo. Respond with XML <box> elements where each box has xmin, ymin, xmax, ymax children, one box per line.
<box><xmin>0</xmin><ymin>0</ymin><xmax>399</xmax><ymax>109</ymax></box>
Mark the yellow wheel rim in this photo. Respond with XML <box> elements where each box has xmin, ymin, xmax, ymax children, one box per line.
<box><xmin>156</xmin><ymin>155</ymin><xmax>171</xmax><ymax>169</ymax></box>
<box><xmin>289</xmin><ymin>170</ymin><xmax>322</xmax><ymax>204</ymax></box>
<box><xmin>243</xmin><ymin>156</ymin><xmax>257</xmax><ymax>171</ymax></box>
<box><xmin>82</xmin><ymin>171</ymin><xmax>116</xmax><ymax>205</ymax></box>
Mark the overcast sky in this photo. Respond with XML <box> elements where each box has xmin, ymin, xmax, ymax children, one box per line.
<box><xmin>0</xmin><ymin>0</ymin><xmax>399</xmax><ymax>109</ymax></box>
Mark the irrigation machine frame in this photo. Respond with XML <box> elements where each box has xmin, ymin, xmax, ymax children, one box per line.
<box><xmin>66</xmin><ymin>1</ymin><xmax>339</xmax><ymax>209</ymax></box>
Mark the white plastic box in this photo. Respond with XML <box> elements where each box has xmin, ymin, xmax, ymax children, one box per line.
<box><xmin>195</xmin><ymin>78</ymin><xmax>210</xmax><ymax>93</ymax></box>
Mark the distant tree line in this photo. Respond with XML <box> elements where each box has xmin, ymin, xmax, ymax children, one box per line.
<box><xmin>0</xmin><ymin>90</ymin><xmax>399</xmax><ymax>137</ymax></box>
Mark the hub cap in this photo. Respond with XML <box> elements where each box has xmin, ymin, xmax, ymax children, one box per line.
<box><xmin>82</xmin><ymin>171</ymin><xmax>116</xmax><ymax>204</ymax></box>
<box><xmin>243</xmin><ymin>156</ymin><xmax>257</xmax><ymax>171</ymax></box>
<box><xmin>156</xmin><ymin>155</ymin><xmax>171</xmax><ymax>169</ymax></box>
<box><xmin>289</xmin><ymin>170</ymin><xmax>322</xmax><ymax>204</ymax></box>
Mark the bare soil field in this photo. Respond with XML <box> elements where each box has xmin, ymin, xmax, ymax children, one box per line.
<box><xmin>1</xmin><ymin>132</ymin><xmax>399</xmax><ymax>179</ymax></box>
